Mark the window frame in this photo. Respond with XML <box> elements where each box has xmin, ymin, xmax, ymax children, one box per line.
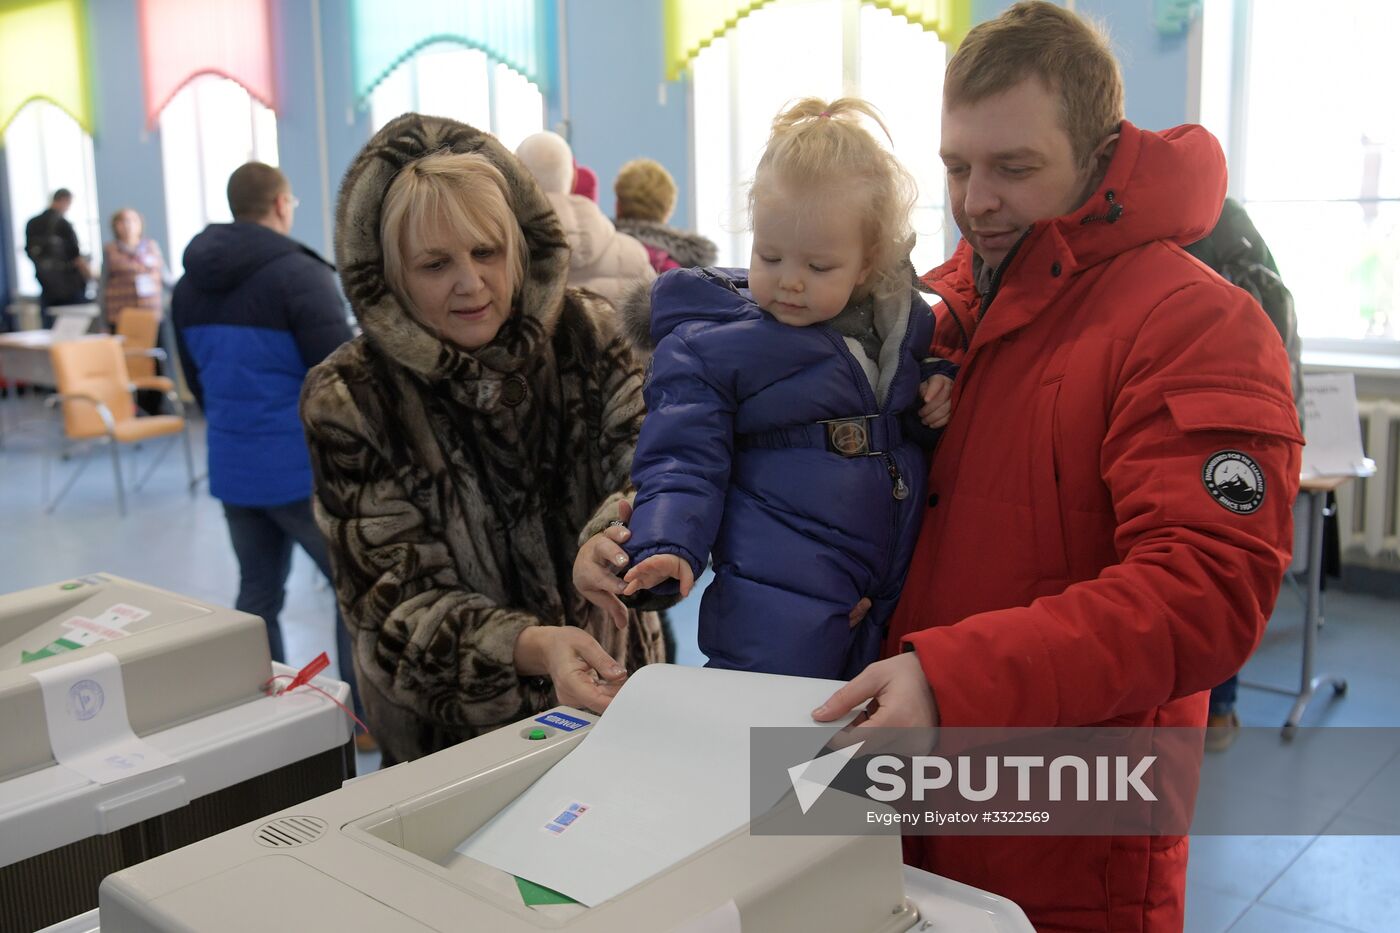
<box><xmin>1203</xmin><ymin>0</ymin><xmax>1400</xmax><ymax>358</ymax></box>
<box><xmin>366</xmin><ymin>41</ymin><xmax>544</xmax><ymax>153</ymax></box>
<box><xmin>158</xmin><ymin>74</ymin><xmax>281</xmax><ymax>278</ymax></box>
<box><xmin>4</xmin><ymin>100</ymin><xmax>102</xmax><ymax>301</ymax></box>
<box><xmin>688</xmin><ymin>0</ymin><xmax>954</xmax><ymax>272</ymax></box>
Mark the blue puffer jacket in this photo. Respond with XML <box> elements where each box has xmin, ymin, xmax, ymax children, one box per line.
<box><xmin>173</xmin><ymin>222</ymin><xmax>352</xmax><ymax>507</ymax></box>
<box><xmin>626</xmin><ymin>267</ymin><xmax>934</xmax><ymax>679</ymax></box>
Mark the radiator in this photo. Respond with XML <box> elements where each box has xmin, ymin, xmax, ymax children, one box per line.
<box><xmin>1335</xmin><ymin>399</ymin><xmax>1400</xmax><ymax>560</ymax></box>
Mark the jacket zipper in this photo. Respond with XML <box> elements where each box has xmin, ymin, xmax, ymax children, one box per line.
<box><xmin>821</xmin><ymin>310</ymin><xmax>912</xmax><ymax>503</ymax></box>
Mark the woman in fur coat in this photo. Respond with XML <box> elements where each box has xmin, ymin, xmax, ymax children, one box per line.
<box><xmin>301</xmin><ymin>115</ymin><xmax>665</xmax><ymax>765</ymax></box>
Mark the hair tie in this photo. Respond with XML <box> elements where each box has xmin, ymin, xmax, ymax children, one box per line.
<box><xmin>819</xmin><ymin>111</ymin><xmax>831</xmax><ymax>118</ymax></box>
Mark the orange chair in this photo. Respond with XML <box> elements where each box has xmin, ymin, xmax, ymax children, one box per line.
<box><xmin>114</xmin><ymin>306</ymin><xmax>175</xmax><ymax>396</ymax></box>
<box><xmin>44</xmin><ymin>336</ymin><xmax>195</xmax><ymax>515</ymax></box>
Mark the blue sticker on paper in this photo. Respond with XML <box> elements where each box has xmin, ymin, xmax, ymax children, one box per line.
<box><xmin>543</xmin><ymin>802</ymin><xmax>590</xmax><ymax>836</ymax></box>
<box><xmin>534</xmin><ymin>711</ymin><xmax>591</xmax><ymax>733</ymax></box>
<box><xmin>68</xmin><ymin>679</ymin><xmax>105</xmax><ymax>721</ymax></box>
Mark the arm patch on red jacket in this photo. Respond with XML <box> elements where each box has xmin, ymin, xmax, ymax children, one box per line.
<box><xmin>1201</xmin><ymin>450</ymin><xmax>1266</xmax><ymax>514</ymax></box>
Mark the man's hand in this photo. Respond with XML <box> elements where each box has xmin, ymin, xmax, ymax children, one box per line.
<box><xmin>812</xmin><ymin>651</ymin><xmax>938</xmax><ymax>730</ymax></box>
<box><xmin>621</xmin><ymin>553</ymin><xmax>695</xmax><ymax>598</ymax></box>
<box><xmin>513</xmin><ymin>625</ymin><xmax>628</xmax><ymax>713</ymax></box>
<box><xmin>573</xmin><ymin>500</ymin><xmax>634</xmax><ymax>631</ymax></box>
<box><xmin>918</xmin><ymin>375</ymin><xmax>953</xmax><ymax>428</ymax></box>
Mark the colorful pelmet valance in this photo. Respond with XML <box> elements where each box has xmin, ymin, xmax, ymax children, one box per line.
<box><xmin>350</xmin><ymin>0</ymin><xmax>556</xmax><ymax>106</ymax></box>
<box><xmin>0</xmin><ymin>0</ymin><xmax>92</xmax><ymax>134</ymax></box>
<box><xmin>664</xmin><ymin>0</ymin><xmax>971</xmax><ymax>81</ymax></box>
<box><xmin>137</xmin><ymin>0</ymin><xmax>277</xmax><ymax>128</ymax></box>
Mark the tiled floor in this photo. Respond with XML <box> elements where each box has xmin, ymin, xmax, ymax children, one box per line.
<box><xmin>3</xmin><ymin>396</ymin><xmax>1397</xmax><ymax>932</ymax></box>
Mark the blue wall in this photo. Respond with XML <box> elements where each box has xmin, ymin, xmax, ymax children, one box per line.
<box><xmin>1077</xmin><ymin>0</ymin><xmax>1194</xmax><ymax>131</ymax></box>
<box><xmin>560</xmin><ymin>0</ymin><xmax>692</xmax><ymax>230</ymax></box>
<box><xmin>276</xmin><ymin>0</ymin><xmax>370</xmax><ymax>258</ymax></box>
<box><xmin>3</xmin><ymin>0</ymin><xmax>1193</xmax><ymax>296</ymax></box>
<box><xmin>87</xmin><ymin>0</ymin><xmax>170</xmax><ymax>264</ymax></box>
<box><xmin>974</xmin><ymin>0</ymin><xmax>1194</xmax><ymax>131</ymax></box>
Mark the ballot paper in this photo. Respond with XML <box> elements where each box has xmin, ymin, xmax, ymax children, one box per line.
<box><xmin>1301</xmin><ymin>373</ymin><xmax>1373</xmax><ymax>477</ymax></box>
<box><xmin>456</xmin><ymin>664</ymin><xmax>857</xmax><ymax>908</ymax></box>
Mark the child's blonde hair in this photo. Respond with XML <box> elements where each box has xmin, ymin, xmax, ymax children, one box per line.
<box><xmin>749</xmin><ymin>97</ymin><xmax>916</xmax><ymax>301</ymax></box>
<box><xmin>380</xmin><ymin>151</ymin><xmax>527</xmax><ymax>311</ymax></box>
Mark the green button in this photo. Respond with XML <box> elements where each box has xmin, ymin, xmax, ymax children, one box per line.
<box><xmin>60</xmin><ymin>583</ymin><xmax>82</xmax><ymax>591</ymax></box>
<box><xmin>528</xmin><ymin>728</ymin><xmax>548</xmax><ymax>741</ymax></box>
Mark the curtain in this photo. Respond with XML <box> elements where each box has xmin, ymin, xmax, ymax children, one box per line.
<box><xmin>664</xmin><ymin>0</ymin><xmax>971</xmax><ymax>81</ymax></box>
<box><xmin>137</xmin><ymin>0</ymin><xmax>276</xmax><ymax>128</ymax></box>
<box><xmin>351</xmin><ymin>0</ymin><xmax>556</xmax><ymax>106</ymax></box>
<box><xmin>0</xmin><ymin>0</ymin><xmax>91</xmax><ymax>133</ymax></box>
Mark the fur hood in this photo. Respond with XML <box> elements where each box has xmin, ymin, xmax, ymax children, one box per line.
<box><xmin>335</xmin><ymin>113</ymin><xmax>570</xmax><ymax>383</ymax></box>
<box><xmin>615</xmin><ymin>218</ymin><xmax>718</xmax><ymax>269</ymax></box>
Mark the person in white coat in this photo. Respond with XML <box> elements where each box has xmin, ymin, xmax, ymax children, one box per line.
<box><xmin>515</xmin><ymin>132</ymin><xmax>655</xmax><ymax>306</ymax></box>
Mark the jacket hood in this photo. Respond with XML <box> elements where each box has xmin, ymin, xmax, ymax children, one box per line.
<box><xmin>615</xmin><ymin>219</ymin><xmax>718</xmax><ymax>268</ymax></box>
<box><xmin>923</xmin><ymin>122</ymin><xmax>1227</xmax><ymax>348</ymax></box>
<box><xmin>930</xmin><ymin>122</ymin><xmax>1226</xmax><ymax>287</ymax></box>
<box><xmin>182</xmin><ymin>222</ymin><xmax>322</xmax><ymax>293</ymax></box>
<box><xmin>335</xmin><ymin>114</ymin><xmax>570</xmax><ymax>381</ymax></box>
<box><xmin>1057</xmin><ymin>121</ymin><xmax>1226</xmax><ymax>268</ymax></box>
<box><xmin>637</xmin><ymin>267</ymin><xmax>758</xmax><ymax>348</ymax></box>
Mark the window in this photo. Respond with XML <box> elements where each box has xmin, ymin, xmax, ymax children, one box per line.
<box><xmin>1201</xmin><ymin>0</ymin><xmax>1399</xmax><ymax>343</ymax></box>
<box><xmin>4</xmin><ymin>100</ymin><xmax>101</xmax><ymax>299</ymax></box>
<box><xmin>368</xmin><ymin>43</ymin><xmax>544</xmax><ymax>153</ymax></box>
<box><xmin>691</xmin><ymin>0</ymin><xmax>948</xmax><ymax>272</ymax></box>
<box><xmin>159</xmin><ymin>75</ymin><xmax>280</xmax><ymax>277</ymax></box>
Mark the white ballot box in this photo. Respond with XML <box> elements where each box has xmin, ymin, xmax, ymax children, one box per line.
<box><xmin>98</xmin><ymin>667</ymin><xmax>1032</xmax><ymax>933</ymax></box>
<box><xmin>0</xmin><ymin>574</ymin><xmax>354</xmax><ymax>931</ymax></box>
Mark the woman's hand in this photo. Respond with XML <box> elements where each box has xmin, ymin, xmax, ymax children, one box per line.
<box><xmin>514</xmin><ymin>625</ymin><xmax>628</xmax><ymax>713</ymax></box>
<box><xmin>573</xmin><ymin>500</ymin><xmax>634</xmax><ymax>631</ymax></box>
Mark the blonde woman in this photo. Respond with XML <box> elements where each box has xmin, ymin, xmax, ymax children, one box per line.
<box><xmin>100</xmin><ymin>208</ymin><xmax>166</xmax><ymax>326</ymax></box>
<box><xmin>301</xmin><ymin>116</ymin><xmax>664</xmax><ymax>765</ymax></box>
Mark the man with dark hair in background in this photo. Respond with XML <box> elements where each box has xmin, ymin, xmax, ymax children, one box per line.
<box><xmin>25</xmin><ymin>188</ymin><xmax>91</xmax><ymax>326</ymax></box>
<box><xmin>172</xmin><ymin>162</ymin><xmax>366</xmax><ymax>741</ymax></box>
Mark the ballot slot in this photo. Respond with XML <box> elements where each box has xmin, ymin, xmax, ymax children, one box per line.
<box><xmin>97</xmin><ymin>695</ymin><xmax>942</xmax><ymax>933</ymax></box>
<box><xmin>344</xmin><ymin>729</ymin><xmax>587</xmax><ymax>914</ymax></box>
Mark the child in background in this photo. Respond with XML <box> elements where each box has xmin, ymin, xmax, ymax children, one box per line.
<box><xmin>620</xmin><ymin>97</ymin><xmax>953</xmax><ymax>679</ymax></box>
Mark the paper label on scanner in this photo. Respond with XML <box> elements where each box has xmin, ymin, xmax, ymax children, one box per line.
<box><xmin>21</xmin><ymin>603</ymin><xmax>150</xmax><ymax>663</ymax></box>
<box><xmin>535</xmin><ymin>711</ymin><xmax>591</xmax><ymax>732</ymax></box>
<box><xmin>28</xmin><ymin>651</ymin><xmax>176</xmax><ymax>784</ymax></box>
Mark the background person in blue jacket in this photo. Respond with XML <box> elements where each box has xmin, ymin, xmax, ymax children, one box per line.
<box><xmin>172</xmin><ymin>162</ymin><xmax>362</xmax><ymax>723</ymax></box>
<box><xmin>611</xmin><ymin>98</ymin><xmax>954</xmax><ymax>679</ymax></box>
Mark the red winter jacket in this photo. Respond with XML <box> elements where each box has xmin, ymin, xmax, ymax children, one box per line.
<box><xmin>889</xmin><ymin>122</ymin><xmax>1303</xmax><ymax>932</ymax></box>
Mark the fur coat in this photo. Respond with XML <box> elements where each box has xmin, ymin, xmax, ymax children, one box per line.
<box><xmin>300</xmin><ymin>115</ymin><xmax>664</xmax><ymax>764</ymax></box>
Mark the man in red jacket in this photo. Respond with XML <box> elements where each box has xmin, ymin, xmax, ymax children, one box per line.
<box><xmin>814</xmin><ymin>3</ymin><xmax>1303</xmax><ymax>930</ymax></box>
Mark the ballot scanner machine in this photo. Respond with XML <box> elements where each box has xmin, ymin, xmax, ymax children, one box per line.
<box><xmin>0</xmin><ymin>574</ymin><xmax>354</xmax><ymax>931</ymax></box>
<box><xmin>97</xmin><ymin>702</ymin><xmax>1034</xmax><ymax>932</ymax></box>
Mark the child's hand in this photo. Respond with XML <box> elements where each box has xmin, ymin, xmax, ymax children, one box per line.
<box><xmin>918</xmin><ymin>375</ymin><xmax>953</xmax><ymax>428</ymax></box>
<box><xmin>622</xmin><ymin>554</ymin><xmax>696</xmax><ymax>598</ymax></box>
